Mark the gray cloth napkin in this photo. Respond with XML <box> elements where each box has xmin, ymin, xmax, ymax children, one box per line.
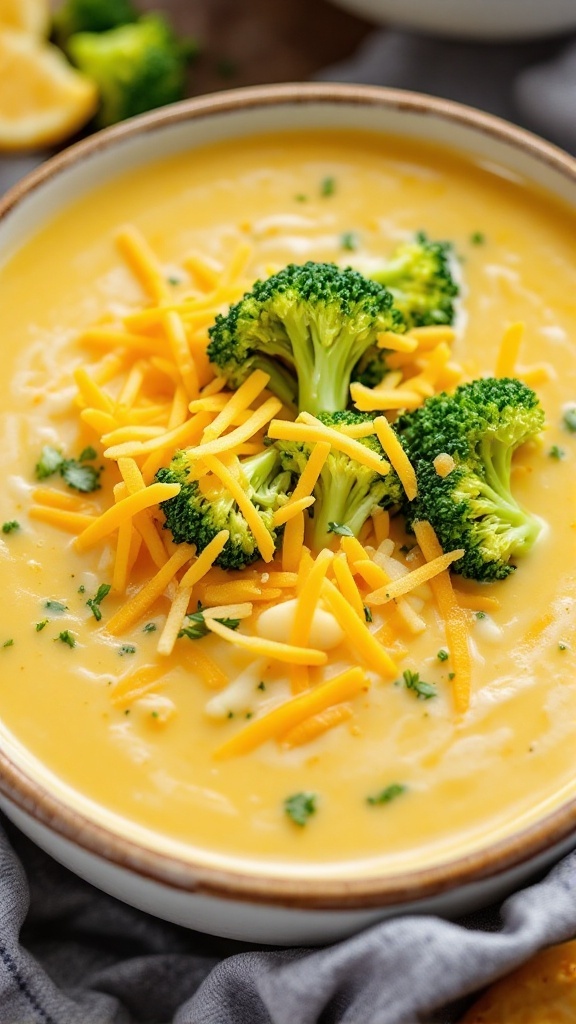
<box><xmin>3</xmin><ymin>27</ymin><xmax>576</xmax><ymax>1024</ymax></box>
<box><xmin>1</xmin><ymin>816</ymin><xmax>576</xmax><ymax>1024</ymax></box>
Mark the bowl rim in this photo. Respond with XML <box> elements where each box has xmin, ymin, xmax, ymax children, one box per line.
<box><xmin>1</xmin><ymin>81</ymin><xmax>576</xmax><ymax>910</ymax></box>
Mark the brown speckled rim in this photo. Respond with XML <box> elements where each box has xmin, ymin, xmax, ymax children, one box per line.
<box><xmin>1</xmin><ymin>83</ymin><xmax>576</xmax><ymax>911</ymax></box>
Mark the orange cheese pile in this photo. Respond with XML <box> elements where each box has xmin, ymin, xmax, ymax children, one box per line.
<box><xmin>26</xmin><ymin>224</ymin><xmax>498</xmax><ymax>759</ymax></box>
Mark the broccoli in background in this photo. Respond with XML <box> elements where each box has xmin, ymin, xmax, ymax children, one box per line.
<box><xmin>156</xmin><ymin>447</ymin><xmax>292</xmax><ymax>570</ymax></box>
<box><xmin>274</xmin><ymin>411</ymin><xmax>403</xmax><ymax>552</ymax></box>
<box><xmin>396</xmin><ymin>377</ymin><xmax>545</xmax><ymax>581</ymax></box>
<box><xmin>353</xmin><ymin>233</ymin><xmax>460</xmax><ymax>389</ymax></box>
<box><xmin>370</xmin><ymin>233</ymin><xmax>459</xmax><ymax>329</ymax></box>
<box><xmin>67</xmin><ymin>14</ymin><xmax>192</xmax><ymax>128</ymax></box>
<box><xmin>207</xmin><ymin>262</ymin><xmax>406</xmax><ymax>417</ymax></box>
<box><xmin>53</xmin><ymin>0</ymin><xmax>137</xmax><ymax>45</ymax></box>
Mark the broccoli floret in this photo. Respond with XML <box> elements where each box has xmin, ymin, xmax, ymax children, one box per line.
<box><xmin>274</xmin><ymin>411</ymin><xmax>403</xmax><ymax>552</ymax></box>
<box><xmin>67</xmin><ymin>14</ymin><xmax>191</xmax><ymax>128</ymax></box>
<box><xmin>396</xmin><ymin>377</ymin><xmax>545</xmax><ymax>581</ymax></box>
<box><xmin>53</xmin><ymin>0</ymin><xmax>137</xmax><ymax>45</ymax></box>
<box><xmin>156</xmin><ymin>447</ymin><xmax>292</xmax><ymax>570</ymax></box>
<box><xmin>370</xmin><ymin>233</ymin><xmax>459</xmax><ymax>330</ymax></box>
<box><xmin>207</xmin><ymin>262</ymin><xmax>405</xmax><ymax>417</ymax></box>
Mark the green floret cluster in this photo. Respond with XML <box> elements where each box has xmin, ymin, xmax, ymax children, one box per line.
<box><xmin>353</xmin><ymin>233</ymin><xmax>459</xmax><ymax>389</ymax></box>
<box><xmin>66</xmin><ymin>13</ymin><xmax>195</xmax><ymax>128</ymax></box>
<box><xmin>371</xmin><ymin>232</ymin><xmax>459</xmax><ymax>329</ymax></box>
<box><xmin>396</xmin><ymin>377</ymin><xmax>545</xmax><ymax>581</ymax></box>
<box><xmin>157</xmin><ymin>448</ymin><xmax>292</xmax><ymax>571</ymax></box>
<box><xmin>275</xmin><ymin>411</ymin><xmax>403</xmax><ymax>552</ymax></box>
<box><xmin>207</xmin><ymin>261</ymin><xmax>406</xmax><ymax>417</ymax></box>
<box><xmin>53</xmin><ymin>0</ymin><xmax>137</xmax><ymax>44</ymax></box>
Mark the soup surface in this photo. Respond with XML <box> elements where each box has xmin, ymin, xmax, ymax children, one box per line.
<box><xmin>0</xmin><ymin>130</ymin><xmax>575</xmax><ymax>877</ymax></box>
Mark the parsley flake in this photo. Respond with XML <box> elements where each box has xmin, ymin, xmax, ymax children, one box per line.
<box><xmin>77</xmin><ymin>585</ymin><xmax>85</xmax><ymax>594</ymax></box>
<box><xmin>563</xmin><ymin>407</ymin><xmax>576</xmax><ymax>433</ymax></box>
<box><xmin>327</xmin><ymin>522</ymin><xmax>354</xmax><ymax>537</ymax></box>
<box><xmin>35</xmin><ymin>446</ymin><xmax>64</xmax><ymax>480</ymax></box>
<box><xmin>470</xmin><ymin>231</ymin><xmax>485</xmax><ymax>245</ymax></box>
<box><xmin>364</xmin><ymin>606</ymin><xmax>373</xmax><ymax>623</ymax></box>
<box><xmin>549</xmin><ymin>445</ymin><xmax>566</xmax><ymax>460</ymax></box>
<box><xmin>475</xmin><ymin>611</ymin><xmax>487</xmax><ymax>620</ymax></box>
<box><xmin>320</xmin><ymin>176</ymin><xmax>336</xmax><ymax>197</ymax></box>
<box><xmin>284</xmin><ymin>792</ymin><xmax>317</xmax><ymax>826</ymax></box>
<box><xmin>178</xmin><ymin>609</ymin><xmax>240</xmax><ymax>641</ymax></box>
<box><xmin>78</xmin><ymin>446</ymin><xmax>97</xmax><ymax>462</ymax></box>
<box><xmin>2</xmin><ymin>520</ymin><xmax>20</xmax><ymax>534</ymax></box>
<box><xmin>400</xmin><ymin>669</ymin><xmax>437</xmax><ymax>700</ymax></box>
<box><xmin>2</xmin><ymin>639</ymin><xmax>14</xmax><ymax>648</ymax></box>
<box><xmin>119</xmin><ymin>644</ymin><xmax>136</xmax><ymax>656</ymax></box>
<box><xmin>55</xmin><ymin>630</ymin><xmax>76</xmax><ymax>648</ymax></box>
<box><xmin>45</xmin><ymin>600</ymin><xmax>67</xmax><ymax>613</ymax></box>
<box><xmin>86</xmin><ymin>583</ymin><xmax>111</xmax><ymax>622</ymax></box>
<box><xmin>294</xmin><ymin>193</ymin><xmax>308</xmax><ymax>203</ymax></box>
<box><xmin>437</xmin><ymin>649</ymin><xmax>449</xmax><ymax>662</ymax></box>
<box><xmin>341</xmin><ymin>231</ymin><xmax>358</xmax><ymax>251</ymax></box>
<box><xmin>143</xmin><ymin>622</ymin><xmax>157</xmax><ymax>633</ymax></box>
<box><xmin>367</xmin><ymin>782</ymin><xmax>406</xmax><ymax>806</ymax></box>
<box><xmin>35</xmin><ymin>620</ymin><xmax>48</xmax><ymax>632</ymax></box>
<box><xmin>559</xmin><ymin>642</ymin><xmax>569</xmax><ymax>651</ymax></box>
<box><xmin>257</xmin><ymin>681</ymin><xmax>266</xmax><ymax>691</ymax></box>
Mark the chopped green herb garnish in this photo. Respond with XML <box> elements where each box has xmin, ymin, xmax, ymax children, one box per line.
<box><xmin>143</xmin><ymin>622</ymin><xmax>157</xmax><ymax>633</ymax></box>
<box><xmin>549</xmin><ymin>445</ymin><xmax>566</xmax><ymax>460</ymax></box>
<box><xmin>77</xmin><ymin>585</ymin><xmax>85</xmax><ymax>594</ymax></box>
<box><xmin>55</xmin><ymin>630</ymin><xmax>76</xmax><ymax>648</ymax></box>
<box><xmin>35</xmin><ymin>445</ymin><xmax>64</xmax><ymax>480</ymax></box>
<box><xmin>475</xmin><ymin>611</ymin><xmax>487</xmax><ymax>620</ymax></box>
<box><xmin>257</xmin><ymin>681</ymin><xmax>266</xmax><ymax>691</ymax></box>
<box><xmin>245</xmin><ymin>712</ymin><xmax>253</xmax><ymax>719</ymax></box>
<box><xmin>124</xmin><ymin>709</ymin><xmax>130</xmax><ymax>716</ymax></box>
<box><xmin>367</xmin><ymin>782</ymin><xmax>406</xmax><ymax>806</ymax></box>
<box><xmin>320</xmin><ymin>176</ymin><xmax>335</xmax><ymax>197</ymax></box>
<box><xmin>227</xmin><ymin>710</ymin><xmax>234</xmax><ymax>719</ymax></box>
<box><xmin>35</xmin><ymin>444</ymin><xmax>102</xmax><ymax>492</ymax></box>
<box><xmin>470</xmin><ymin>231</ymin><xmax>485</xmax><ymax>245</ymax></box>
<box><xmin>364</xmin><ymin>606</ymin><xmax>373</xmax><ymax>623</ymax></box>
<box><xmin>35</xmin><ymin>620</ymin><xmax>48</xmax><ymax>632</ymax></box>
<box><xmin>2</xmin><ymin>639</ymin><xmax>14</xmax><ymax>648</ymax></box>
<box><xmin>294</xmin><ymin>193</ymin><xmax>308</xmax><ymax>202</ymax></box>
<box><xmin>178</xmin><ymin>609</ymin><xmax>240</xmax><ymax>641</ymax></box>
<box><xmin>448</xmin><ymin>672</ymin><xmax>456</xmax><ymax>681</ymax></box>
<box><xmin>401</xmin><ymin>669</ymin><xmax>437</xmax><ymax>700</ymax></box>
<box><xmin>45</xmin><ymin>600</ymin><xmax>67</xmax><ymax>613</ymax></box>
<box><xmin>341</xmin><ymin>231</ymin><xmax>358</xmax><ymax>251</ymax></box>
<box><xmin>2</xmin><ymin>520</ymin><xmax>20</xmax><ymax>534</ymax></box>
<box><xmin>78</xmin><ymin>446</ymin><xmax>97</xmax><ymax>462</ymax></box>
<box><xmin>563</xmin><ymin>407</ymin><xmax>576</xmax><ymax>433</ymax></box>
<box><xmin>559</xmin><ymin>642</ymin><xmax>569</xmax><ymax>651</ymax></box>
<box><xmin>167</xmin><ymin>275</ymin><xmax>181</xmax><ymax>286</ymax></box>
<box><xmin>437</xmin><ymin>649</ymin><xmax>449</xmax><ymax>662</ymax></box>
<box><xmin>284</xmin><ymin>792</ymin><xmax>317</xmax><ymax>826</ymax></box>
<box><xmin>327</xmin><ymin>522</ymin><xmax>354</xmax><ymax>537</ymax></box>
<box><xmin>151</xmin><ymin>711</ymin><xmax>159</xmax><ymax>719</ymax></box>
<box><xmin>86</xmin><ymin>583</ymin><xmax>111</xmax><ymax>622</ymax></box>
<box><xmin>119</xmin><ymin>644</ymin><xmax>136</xmax><ymax>656</ymax></box>
<box><xmin>61</xmin><ymin>460</ymin><xmax>101</xmax><ymax>493</ymax></box>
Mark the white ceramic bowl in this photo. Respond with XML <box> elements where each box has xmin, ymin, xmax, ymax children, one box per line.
<box><xmin>329</xmin><ymin>0</ymin><xmax>576</xmax><ymax>40</ymax></box>
<box><xmin>1</xmin><ymin>84</ymin><xmax>576</xmax><ymax>945</ymax></box>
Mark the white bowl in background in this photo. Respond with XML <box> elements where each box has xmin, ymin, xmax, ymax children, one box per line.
<box><xmin>329</xmin><ymin>0</ymin><xmax>576</xmax><ymax>40</ymax></box>
<box><xmin>1</xmin><ymin>84</ymin><xmax>576</xmax><ymax>944</ymax></box>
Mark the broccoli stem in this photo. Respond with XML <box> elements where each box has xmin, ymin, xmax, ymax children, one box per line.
<box><xmin>311</xmin><ymin>471</ymin><xmax>380</xmax><ymax>550</ymax></box>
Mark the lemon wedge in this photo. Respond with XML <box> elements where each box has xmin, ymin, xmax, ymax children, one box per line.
<box><xmin>0</xmin><ymin>30</ymin><xmax>98</xmax><ymax>151</ymax></box>
<box><xmin>0</xmin><ymin>0</ymin><xmax>49</xmax><ymax>35</ymax></box>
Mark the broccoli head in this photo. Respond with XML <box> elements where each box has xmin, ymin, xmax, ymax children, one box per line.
<box><xmin>156</xmin><ymin>447</ymin><xmax>292</xmax><ymax>570</ymax></box>
<box><xmin>67</xmin><ymin>14</ymin><xmax>190</xmax><ymax>128</ymax></box>
<box><xmin>274</xmin><ymin>411</ymin><xmax>403</xmax><ymax>552</ymax></box>
<box><xmin>396</xmin><ymin>377</ymin><xmax>545</xmax><ymax>581</ymax></box>
<box><xmin>53</xmin><ymin>0</ymin><xmax>137</xmax><ymax>45</ymax></box>
<box><xmin>207</xmin><ymin>261</ymin><xmax>405</xmax><ymax>417</ymax></box>
<box><xmin>370</xmin><ymin>232</ymin><xmax>459</xmax><ymax>330</ymax></box>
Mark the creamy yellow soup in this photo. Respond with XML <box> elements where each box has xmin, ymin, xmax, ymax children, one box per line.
<box><xmin>0</xmin><ymin>130</ymin><xmax>575</xmax><ymax>877</ymax></box>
